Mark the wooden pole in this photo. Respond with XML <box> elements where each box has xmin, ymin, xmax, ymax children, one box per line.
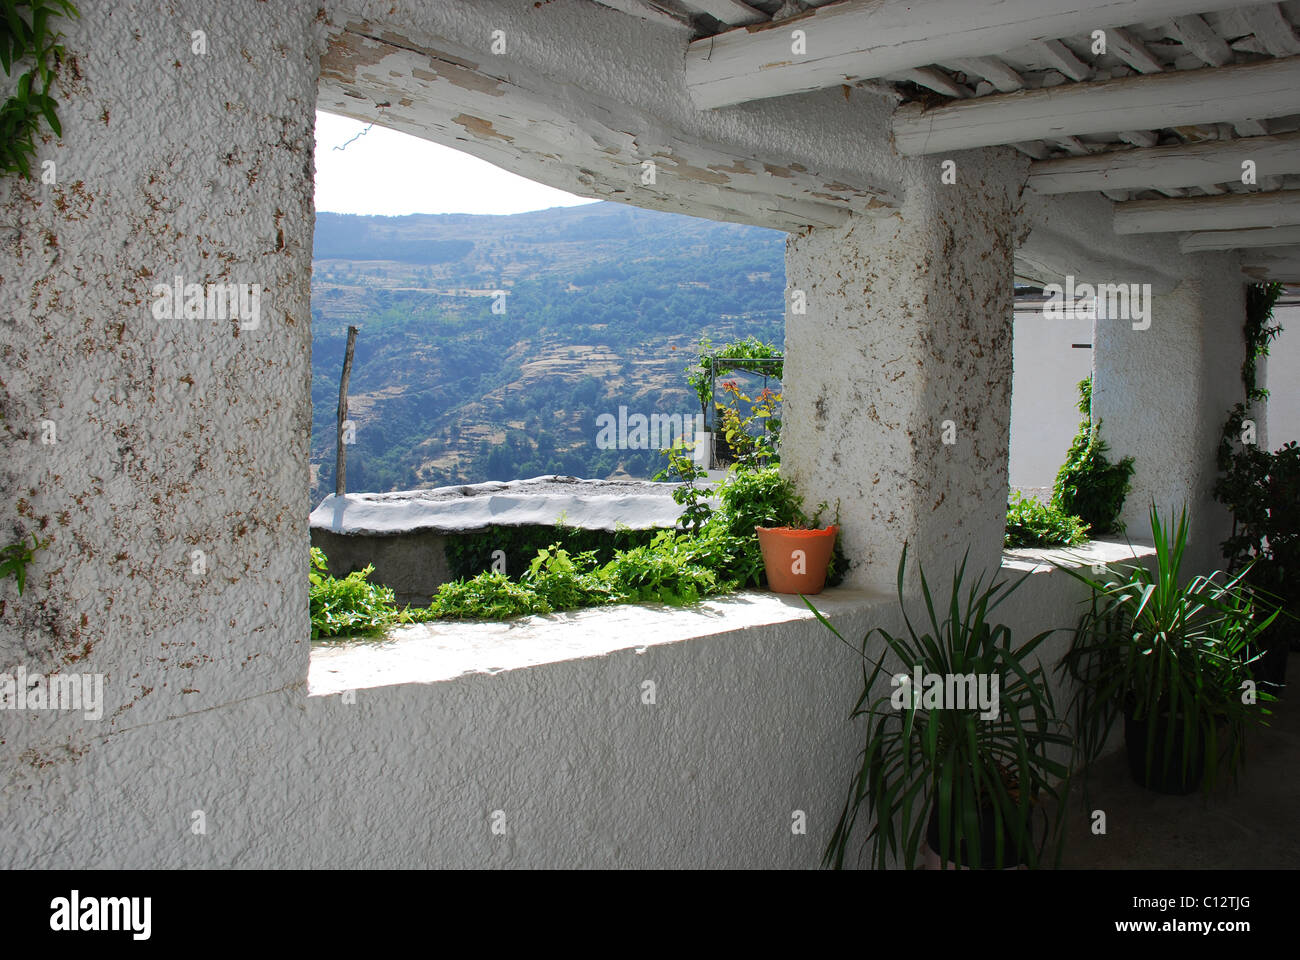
<box><xmin>336</xmin><ymin>325</ymin><xmax>358</xmax><ymax>496</ymax></box>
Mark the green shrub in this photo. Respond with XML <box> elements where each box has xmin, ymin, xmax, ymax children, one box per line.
<box><xmin>427</xmin><ymin>570</ymin><xmax>553</xmax><ymax>620</ymax></box>
<box><xmin>1051</xmin><ymin>377</ymin><xmax>1135</xmax><ymax>537</ymax></box>
<box><xmin>702</xmin><ymin>466</ymin><xmax>806</xmax><ymax>587</ymax></box>
<box><xmin>310</xmin><ymin>547</ymin><xmax>415</xmax><ymax>639</ymax></box>
<box><xmin>444</xmin><ymin>523</ymin><xmax>659</xmax><ymax>581</ymax></box>
<box><xmin>599</xmin><ymin>531</ymin><xmax>731</xmax><ymax>606</ymax></box>
<box><xmin>1005</xmin><ymin>492</ymin><xmax>1090</xmax><ymax>548</ymax></box>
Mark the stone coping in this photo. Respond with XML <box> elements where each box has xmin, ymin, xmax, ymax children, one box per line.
<box><xmin>310</xmin><ymin>475</ymin><xmax>693</xmax><ymax>535</ymax></box>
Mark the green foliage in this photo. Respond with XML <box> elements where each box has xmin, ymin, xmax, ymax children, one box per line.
<box><xmin>1213</xmin><ymin>282</ymin><xmax>1294</xmax><ymax>646</ymax></box>
<box><xmin>1</xmin><ymin>0</ymin><xmax>78</xmax><ymax>178</ymax></box>
<box><xmin>809</xmin><ymin>545</ymin><xmax>1071</xmax><ymax>870</ymax></box>
<box><xmin>701</xmin><ymin>466</ymin><xmax>806</xmax><ymax>588</ymax></box>
<box><xmin>423</xmin><ymin>570</ymin><xmax>553</xmax><ymax>621</ymax></box>
<box><xmin>1057</xmin><ymin>506</ymin><xmax>1275</xmax><ymax>792</ymax></box>
<box><xmin>598</xmin><ymin>531</ymin><xmax>728</xmax><ymax>606</ymax></box>
<box><xmin>1004</xmin><ymin>492</ymin><xmax>1090</xmax><ymax>548</ymax></box>
<box><xmin>0</xmin><ymin>531</ymin><xmax>44</xmax><ymax>594</ymax></box>
<box><xmin>427</xmin><ymin>532</ymin><xmax>730</xmax><ymax>621</ymax></box>
<box><xmin>443</xmin><ymin>523</ymin><xmax>659</xmax><ymax>581</ymax></box>
<box><xmin>309</xmin><ymin>546</ymin><xmax>419</xmax><ymax>640</ymax></box>
<box><xmin>685</xmin><ymin>335</ymin><xmax>783</xmax><ymax>416</ymax></box>
<box><xmin>652</xmin><ymin>445</ymin><xmax>714</xmax><ymax>534</ymax></box>
<box><xmin>1050</xmin><ymin>377</ymin><xmax>1135</xmax><ymax>537</ymax></box>
<box><xmin>715</xmin><ymin>379</ymin><xmax>781</xmax><ymax>469</ymax></box>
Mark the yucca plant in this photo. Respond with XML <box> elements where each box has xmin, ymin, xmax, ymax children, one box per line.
<box><xmin>808</xmin><ymin>546</ymin><xmax>1072</xmax><ymax>870</ymax></box>
<box><xmin>1057</xmin><ymin>505</ymin><xmax>1276</xmax><ymax>794</ymax></box>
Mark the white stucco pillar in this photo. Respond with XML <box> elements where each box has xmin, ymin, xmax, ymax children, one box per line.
<box><xmin>782</xmin><ymin>153</ymin><xmax>1021</xmax><ymax>592</ymax></box>
<box><xmin>1091</xmin><ymin>255</ymin><xmax>1247</xmax><ymax>573</ymax></box>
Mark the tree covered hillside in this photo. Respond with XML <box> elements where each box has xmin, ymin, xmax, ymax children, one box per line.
<box><xmin>310</xmin><ymin>202</ymin><xmax>785</xmax><ymax>506</ymax></box>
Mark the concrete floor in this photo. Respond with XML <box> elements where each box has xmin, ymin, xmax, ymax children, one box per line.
<box><xmin>1060</xmin><ymin>655</ymin><xmax>1300</xmax><ymax>868</ymax></box>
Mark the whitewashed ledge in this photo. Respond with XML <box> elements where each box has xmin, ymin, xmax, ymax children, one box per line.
<box><xmin>1001</xmin><ymin>538</ymin><xmax>1158</xmax><ymax>574</ymax></box>
<box><xmin>307</xmin><ymin>587</ymin><xmax>887</xmax><ymax>696</ymax></box>
<box><xmin>310</xmin><ymin>475</ymin><xmax>695</xmax><ymax>535</ymax></box>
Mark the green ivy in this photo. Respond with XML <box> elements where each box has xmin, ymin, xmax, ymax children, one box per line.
<box><xmin>0</xmin><ymin>531</ymin><xmax>45</xmax><ymax>594</ymax></box>
<box><xmin>1050</xmin><ymin>377</ymin><xmax>1135</xmax><ymax>537</ymax></box>
<box><xmin>1</xmin><ymin>0</ymin><xmax>78</xmax><ymax>178</ymax></box>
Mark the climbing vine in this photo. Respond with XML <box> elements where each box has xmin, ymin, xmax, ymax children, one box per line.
<box><xmin>0</xmin><ymin>2</ymin><xmax>77</xmax><ymax>594</ymax></box>
<box><xmin>1</xmin><ymin>0</ymin><xmax>78</xmax><ymax>177</ymax></box>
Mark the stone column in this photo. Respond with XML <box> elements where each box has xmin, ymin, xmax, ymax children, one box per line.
<box><xmin>1091</xmin><ymin>256</ymin><xmax>1247</xmax><ymax>573</ymax></box>
<box><xmin>782</xmin><ymin>153</ymin><xmax>1021</xmax><ymax>593</ymax></box>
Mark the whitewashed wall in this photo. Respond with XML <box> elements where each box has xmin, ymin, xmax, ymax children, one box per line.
<box><xmin>0</xmin><ymin>0</ymin><xmax>1242</xmax><ymax>868</ymax></box>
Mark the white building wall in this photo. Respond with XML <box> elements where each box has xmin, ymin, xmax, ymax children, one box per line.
<box><xmin>1266</xmin><ymin>305</ymin><xmax>1300</xmax><ymax>449</ymax></box>
<box><xmin>1008</xmin><ymin>310</ymin><xmax>1095</xmax><ymax>493</ymax></box>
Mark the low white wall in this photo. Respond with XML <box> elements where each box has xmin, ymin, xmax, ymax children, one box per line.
<box><xmin>2</xmin><ymin>558</ymin><xmax>1113</xmax><ymax>869</ymax></box>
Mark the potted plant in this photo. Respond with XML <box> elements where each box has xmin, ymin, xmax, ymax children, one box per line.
<box><xmin>755</xmin><ymin>514</ymin><xmax>838</xmax><ymax>595</ymax></box>
<box><xmin>808</xmin><ymin>546</ymin><xmax>1072</xmax><ymax>869</ymax></box>
<box><xmin>1058</xmin><ymin>505</ymin><xmax>1276</xmax><ymax>795</ymax></box>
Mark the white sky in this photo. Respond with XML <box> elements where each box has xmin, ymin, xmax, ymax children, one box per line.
<box><xmin>313</xmin><ymin>111</ymin><xmax>599</xmax><ymax>216</ymax></box>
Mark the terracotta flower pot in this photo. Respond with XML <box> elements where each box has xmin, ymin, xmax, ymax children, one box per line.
<box><xmin>755</xmin><ymin>525</ymin><xmax>838</xmax><ymax>595</ymax></box>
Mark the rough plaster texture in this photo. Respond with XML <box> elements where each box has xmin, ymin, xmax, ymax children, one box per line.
<box><xmin>0</xmin><ymin>0</ymin><xmax>320</xmax><ymax>798</ymax></box>
<box><xmin>782</xmin><ymin>152</ymin><xmax>1023</xmax><ymax>593</ymax></box>
<box><xmin>0</xmin><ymin>0</ymin><xmax>1241</xmax><ymax>868</ymax></box>
<box><xmin>1092</xmin><ymin>262</ymin><xmax>1246</xmax><ymax>573</ymax></box>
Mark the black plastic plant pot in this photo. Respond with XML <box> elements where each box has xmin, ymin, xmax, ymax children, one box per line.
<box><xmin>1123</xmin><ymin>704</ymin><xmax>1206</xmax><ymax>795</ymax></box>
<box><xmin>924</xmin><ymin>804</ymin><xmax>1035</xmax><ymax>870</ymax></box>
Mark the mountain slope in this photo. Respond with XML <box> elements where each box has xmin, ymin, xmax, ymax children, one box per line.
<box><xmin>310</xmin><ymin>202</ymin><xmax>785</xmax><ymax>505</ymax></box>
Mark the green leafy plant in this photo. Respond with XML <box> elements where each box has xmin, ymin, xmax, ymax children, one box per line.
<box><xmin>598</xmin><ymin>530</ymin><xmax>729</xmax><ymax>606</ymax></box>
<box><xmin>652</xmin><ymin>444</ymin><xmax>715</xmax><ymax>534</ymax></box>
<box><xmin>443</xmin><ymin>522</ymin><xmax>658</xmax><ymax>581</ymax></box>
<box><xmin>1</xmin><ymin>0</ymin><xmax>79</xmax><ymax>177</ymax></box>
<box><xmin>1213</xmin><ymin>282</ymin><xmax>1294</xmax><ymax>655</ymax></box>
<box><xmin>0</xmin><ymin>531</ymin><xmax>45</xmax><ymax>594</ymax></box>
<box><xmin>309</xmin><ymin>546</ymin><xmax>419</xmax><ymax>640</ymax></box>
<box><xmin>1051</xmin><ymin>377</ymin><xmax>1135</xmax><ymax>537</ymax></box>
<box><xmin>684</xmin><ymin>335</ymin><xmax>783</xmax><ymax>419</ymax></box>
<box><xmin>426</xmin><ymin>570</ymin><xmax>552</xmax><ymax>621</ymax></box>
<box><xmin>808</xmin><ymin>545</ymin><xmax>1071</xmax><ymax>869</ymax></box>
<box><xmin>715</xmin><ymin>379</ymin><xmax>781</xmax><ymax>469</ymax></box>
<box><xmin>1057</xmin><ymin>505</ymin><xmax>1275</xmax><ymax>793</ymax></box>
<box><xmin>1004</xmin><ymin>491</ymin><xmax>1090</xmax><ymax>548</ymax></box>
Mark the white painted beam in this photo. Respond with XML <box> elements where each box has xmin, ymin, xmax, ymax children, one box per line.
<box><xmin>893</xmin><ymin>55</ymin><xmax>1300</xmax><ymax>155</ymax></box>
<box><xmin>319</xmin><ymin>24</ymin><xmax>896</xmax><ymax>232</ymax></box>
<box><xmin>946</xmin><ymin>56</ymin><xmax>1024</xmax><ymax>92</ymax></box>
<box><xmin>1180</xmin><ymin>224</ymin><xmax>1300</xmax><ymax>251</ymax></box>
<box><xmin>684</xmin><ymin>0</ymin><xmax>1279</xmax><ymax>109</ymax></box>
<box><xmin>1105</xmin><ymin>25</ymin><xmax>1166</xmax><ymax>73</ymax></box>
<box><xmin>1170</xmin><ymin>15</ymin><xmax>1233</xmax><ymax>66</ymax></box>
<box><xmin>889</xmin><ymin>67</ymin><xmax>973</xmax><ymax>98</ymax></box>
<box><xmin>1112</xmin><ymin>189</ymin><xmax>1300</xmax><ymax>233</ymax></box>
<box><xmin>1027</xmin><ymin>131</ymin><xmax>1300</xmax><ymax>193</ymax></box>
<box><xmin>676</xmin><ymin>0</ymin><xmax>767</xmax><ymax>26</ymax></box>
<box><xmin>1030</xmin><ymin>39</ymin><xmax>1093</xmax><ymax>81</ymax></box>
<box><xmin>1238</xmin><ymin>3</ymin><xmax>1300</xmax><ymax>56</ymax></box>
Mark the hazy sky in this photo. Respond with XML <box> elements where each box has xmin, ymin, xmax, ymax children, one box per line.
<box><xmin>313</xmin><ymin>111</ymin><xmax>599</xmax><ymax>216</ymax></box>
